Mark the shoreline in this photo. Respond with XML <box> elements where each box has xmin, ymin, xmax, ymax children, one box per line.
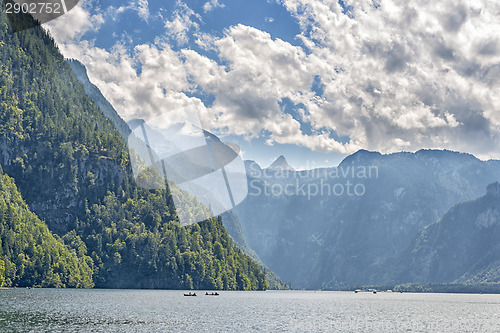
<box><xmin>2</xmin><ymin>287</ymin><xmax>500</xmax><ymax>295</ymax></box>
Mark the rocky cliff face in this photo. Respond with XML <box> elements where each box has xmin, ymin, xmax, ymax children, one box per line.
<box><xmin>0</xmin><ymin>135</ymin><xmax>125</xmax><ymax>234</ymax></box>
<box><xmin>387</xmin><ymin>182</ymin><xmax>500</xmax><ymax>284</ymax></box>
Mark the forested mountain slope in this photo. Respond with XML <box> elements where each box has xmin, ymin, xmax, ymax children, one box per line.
<box><xmin>0</xmin><ymin>4</ymin><xmax>266</xmax><ymax>290</ymax></box>
<box><xmin>0</xmin><ymin>165</ymin><xmax>94</xmax><ymax>288</ymax></box>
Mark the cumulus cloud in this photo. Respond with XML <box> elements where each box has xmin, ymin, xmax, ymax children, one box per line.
<box><xmin>59</xmin><ymin>40</ymin><xmax>205</xmax><ymax>123</ymax></box>
<box><xmin>203</xmin><ymin>0</ymin><xmax>225</xmax><ymax>13</ymax></box>
<box><xmin>273</xmin><ymin>0</ymin><xmax>500</xmax><ymax>157</ymax></box>
<box><xmin>45</xmin><ymin>0</ymin><xmax>103</xmax><ymax>44</ymax></box>
<box><xmin>46</xmin><ymin>0</ymin><xmax>500</xmax><ymax>159</ymax></box>
<box><xmin>164</xmin><ymin>1</ymin><xmax>201</xmax><ymax>45</ymax></box>
<box><xmin>182</xmin><ymin>25</ymin><xmax>359</xmax><ymax>153</ymax></box>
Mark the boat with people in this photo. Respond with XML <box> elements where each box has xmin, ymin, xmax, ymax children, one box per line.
<box><xmin>205</xmin><ymin>292</ymin><xmax>219</xmax><ymax>296</ymax></box>
<box><xmin>184</xmin><ymin>292</ymin><xmax>197</xmax><ymax>296</ymax></box>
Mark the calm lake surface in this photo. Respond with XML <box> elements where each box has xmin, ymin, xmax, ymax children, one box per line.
<box><xmin>1</xmin><ymin>289</ymin><xmax>499</xmax><ymax>332</ymax></box>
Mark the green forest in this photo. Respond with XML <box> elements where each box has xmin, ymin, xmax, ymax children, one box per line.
<box><xmin>0</xmin><ymin>4</ymin><xmax>267</xmax><ymax>290</ymax></box>
<box><xmin>0</xmin><ymin>165</ymin><xmax>93</xmax><ymax>288</ymax></box>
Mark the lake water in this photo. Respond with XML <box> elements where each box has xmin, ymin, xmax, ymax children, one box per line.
<box><xmin>0</xmin><ymin>289</ymin><xmax>499</xmax><ymax>332</ymax></box>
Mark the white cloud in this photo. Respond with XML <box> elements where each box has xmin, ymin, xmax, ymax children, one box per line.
<box><xmin>182</xmin><ymin>24</ymin><xmax>358</xmax><ymax>153</ymax></box>
<box><xmin>137</xmin><ymin>0</ymin><xmax>150</xmax><ymax>22</ymax></box>
<box><xmin>203</xmin><ymin>0</ymin><xmax>225</xmax><ymax>13</ymax></box>
<box><xmin>273</xmin><ymin>0</ymin><xmax>500</xmax><ymax>157</ymax></box>
<box><xmin>59</xmin><ymin>40</ymin><xmax>203</xmax><ymax>123</ymax></box>
<box><xmin>104</xmin><ymin>0</ymin><xmax>151</xmax><ymax>22</ymax></box>
<box><xmin>45</xmin><ymin>0</ymin><xmax>103</xmax><ymax>44</ymax></box>
<box><xmin>46</xmin><ymin>0</ymin><xmax>500</xmax><ymax>159</ymax></box>
<box><xmin>164</xmin><ymin>1</ymin><xmax>201</xmax><ymax>45</ymax></box>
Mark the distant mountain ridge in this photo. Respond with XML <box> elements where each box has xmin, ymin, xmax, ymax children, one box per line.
<box><xmin>387</xmin><ymin>182</ymin><xmax>500</xmax><ymax>285</ymax></box>
<box><xmin>234</xmin><ymin>149</ymin><xmax>500</xmax><ymax>289</ymax></box>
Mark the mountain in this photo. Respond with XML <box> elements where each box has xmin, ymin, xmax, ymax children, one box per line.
<box><xmin>267</xmin><ymin>155</ymin><xmax>294</xmax><ymax>171</ymax></box>
<box><xmin>234</xmin><ymin>149</ymin><xmax>500</xmax><ymax>289</ymax></box>
<box><xmin>387</xmin><ymin>182</ymin><xmax>500</xmax><ymax>285</ymax></box>
<box><xmin>128</xmin><ymin>117</ymin><xmax>287</xmax><ymax>288</ymax></box>
<box><xmin>67</xmin><ymin>59</ymin><xmax>131</xmax><ymax>140</ymax></box>
<box><xmin>0</xmin><ymin>5</ymin><xmax>267</xmax><ymax>290</ymax></box>
<box><xmin>0</xmin><ymin>165</ymin><xmax>94</xmax><ymax>288</ymax></box>
<box><xmin>221</xmin><ymin>211</ymin><xmax>290</xmax><ymax>289</ymax></box>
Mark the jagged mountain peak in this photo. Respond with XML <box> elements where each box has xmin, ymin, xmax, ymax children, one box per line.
<box><xmin>267</xmin><ymin>155</ymin><xmax>294</xmax><ymax>171</ymax></box>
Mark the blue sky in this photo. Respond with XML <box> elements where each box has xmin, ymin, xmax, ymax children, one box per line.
<box><xmin>82</xmin><ymin>0</ymin><xmax>303</xmax><ymax>62</ymax></box>
<box><xmin>46</xmin><ymin>0</ymin><xmax>500</xmax><ymax>168</ymax></box>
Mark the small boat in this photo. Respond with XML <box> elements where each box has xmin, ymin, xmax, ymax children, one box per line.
<box><xmin>184</xmin><ymin>292</ymin><xmax>197</xmax><ymax>296</ymax></box>
<box><xmin>205</xmin><ymin>292</ymin><xmax>219</xmax><ymax>296</ymax></box>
